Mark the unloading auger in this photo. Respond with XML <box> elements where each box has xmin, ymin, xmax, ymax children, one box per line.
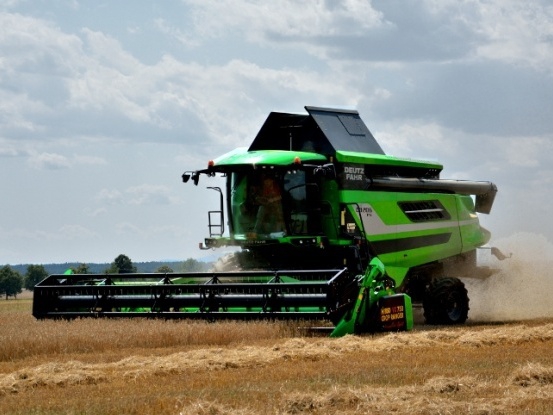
<box><xmin>33</xmin><ymin>106</ymin><xmax>506</xmax><ymax>336</ymax></box>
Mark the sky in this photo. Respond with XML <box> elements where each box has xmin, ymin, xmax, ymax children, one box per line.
<box><xmin>1</xmin><ymin>0</ymin><xmax>552</xmax><ymax>265</ymax></box>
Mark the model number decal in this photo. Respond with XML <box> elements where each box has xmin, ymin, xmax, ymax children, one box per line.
<box><xmin>356</xmin><ymin>206</ymin><xmax>373</xmax><ymax>217</ymax></box>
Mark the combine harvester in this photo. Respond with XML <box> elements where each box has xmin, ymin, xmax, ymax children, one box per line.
<box><xmin>33</xmin><ymin>106</ymin><xmax>505</xmax><ymax>336</ymax></box>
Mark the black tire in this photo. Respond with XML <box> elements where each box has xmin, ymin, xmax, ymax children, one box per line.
<box><xmin>423</xmin><ymin>277</ymin><xmax>469</xmax><ymax>325</ymax></box>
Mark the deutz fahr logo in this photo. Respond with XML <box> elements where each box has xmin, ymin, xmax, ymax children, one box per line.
<box><xmin>340</xmin><ymin>164</ymin><xmax>367</xmax><ymax>189</ymax></box>
<box><xmin>344</xmin><ymin>166</ymin><xmax>365</xmax><ymax>181</ymax></box>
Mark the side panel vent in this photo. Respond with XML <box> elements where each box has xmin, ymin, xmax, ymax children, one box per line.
<box><xmin>398</xmin><ymin>200</ymin><xmax>451</xmax><ymax>222</ymax></box>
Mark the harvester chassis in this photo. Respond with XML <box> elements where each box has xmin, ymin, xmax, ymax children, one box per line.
<box><xmin>33</xmin><ymin>105</ymin><xmax>501</xmax><ymax>336</ymax></box>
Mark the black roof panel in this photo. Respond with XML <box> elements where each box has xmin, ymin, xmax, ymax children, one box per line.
<box><xmin>248</xmin><ymin>106</ymin><xmax>385</xmax><ymax>156</ymax></box>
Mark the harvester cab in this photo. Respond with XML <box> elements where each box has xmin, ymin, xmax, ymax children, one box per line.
<box><xmin>33</xmin><ymin>106</ymin><xmax>501</xmax><ymax>337</ymax></box>
<box><xmin>186</xmin><ymin>107</ymin><xmax>392</xmax><ymax>271</ymax></box>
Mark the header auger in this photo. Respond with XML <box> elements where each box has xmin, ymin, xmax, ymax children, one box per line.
<box><xmin>33</xmin><ymin>106</ymin><xmax>505</xmax><ymax>336</ymax></box>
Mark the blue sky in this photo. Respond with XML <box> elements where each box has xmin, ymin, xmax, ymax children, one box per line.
<box><xmin>1</xmin><ymin>0</ymin><xmax>552</xmax><ymax>265</ymax></box>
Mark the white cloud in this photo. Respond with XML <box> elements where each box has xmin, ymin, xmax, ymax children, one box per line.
<box><xmin>0</xmin><ymin>0</ymin><xmax>23</xmax><ymax>11</ymax></box>
<box><xmin>501</xmin><ymin>137</ymin><xmax>551</xmax><ymax>168</ymax></box>
<box><xmin>23</xmin><ymin>148</ymin><xmax>106</xmax><ymax>169</ymax></box>
<box><xmin>126</xmin><ymin>184</ymin><xmax>177</xmax><ymax>206</ymax></box>
<box><xmin>79</xmin><ymin>28</ymin><xmax>141</xmax><ymax>73</ymax></box>
<box><xmin>176</xmin><ymin>0</ymin><xmax>553</xmax><ymax>72</ymax></box>
<box><xmin>73</xmin><ymin>155</ymin><xmax>107</xmax><ymax>165</ymax></box>
<box><xmin>1</xmin><ymin>224</ymin><xmax>97</xmax><ymax>242</ymax></box>
<box><xmin>0</xmin><ymin>12</ymin><xmax>83</xmax><ymax>75</ymax></box>
<box><xmin>0</xmin><ymin>13</ymin><xmax>80</xmax><ymax>139</ymax></box>
<box><xmin>115</xmin><ymin>222</ymin><xmax>146</xmax><ymax>237</ymax></box>
<box><xmin>469</xmin><ymin>0</ymin><xmax>553</xmax><ymax>73</ymax></box>
<box><xmin>0</xmin><ymin>140</ymin><xmax>21</xmax><ymax>156</ymax></box>
<box><xmin>84</xmin><ymin>207</ymin><xmax>108</xmax><ymax>217</ymax></box>
<box><xmin>2</xmin><ymin>1</ymin><xmax>551</xmax><ymax>149</ymax></box>
<box><xmin>377</xmin><ymin>121</ymin><xmax>456</xmax><ymax>159</ymax></box>
<box><xmin>27</xmin><ymin>152</ymin><xmax>70</xmax><ymax>170</ymax></box>
<box><xmin>153</xmin><ymin>18</ymin><xmax>199</xmax><ymax>47</ymax></box>
<box><xmin>58</xmin><ymin>224</ymin><xmax>99</xmax><ymax>240</ymax></box>
<box><xmin>182</xmin><ymin>0</ymin><xmax>385</xmax><ymax>40</ymax></box>
<box><xmin>95</xmin><ymin>189</ymin><xmax>124</xmax><ymax>205</ymax></box>
<box><xmin>95</xmin><ymin>185</ymin><xmax>180</xmax><ymax>206</ymax></box>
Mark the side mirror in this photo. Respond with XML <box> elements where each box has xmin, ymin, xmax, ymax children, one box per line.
<box><xmin>313</xmin><ymin>163</ymin><xmax>336</xmax><ymax>179</ymax></box>
<box><xmin>182</xmin><ymin>171</ymin><xmax>200</xmax><ymax>185</ymax></box>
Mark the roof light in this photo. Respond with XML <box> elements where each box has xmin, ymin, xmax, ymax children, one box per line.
<box><xmin>208</xmin><ymin>160</ymin><xmax>215</xmax><ymax>167</ymax></box>
<box><xmin>293</xmin><ymin>156</ymin><xmax>301</xmax><ymax>165</ymax></box>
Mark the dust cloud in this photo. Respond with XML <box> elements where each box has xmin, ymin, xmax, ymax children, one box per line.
<box><xmin>464</xmin><ymin>232</ymin><xmax>553</xmax><ymax>322</ymax></box>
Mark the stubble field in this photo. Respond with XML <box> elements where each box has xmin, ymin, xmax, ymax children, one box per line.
<box><xmin>1</xmin><ymin>233</ymin><xmax>552</xmax><ymax>414</ymax></box>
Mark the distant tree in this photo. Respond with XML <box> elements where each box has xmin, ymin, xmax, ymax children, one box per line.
<box><xmin>179</xmin><ymin>258</ymin><xmax>207</xmax><ymax>272</ymax></box>
<box><xmin>0</xmin><ymin>266</ymin><xmax>24</xmax><ymax>299</ymax></box>
<box><xmin>156</xmin><ymin>265</ymin><xmax>174</xmax><ymax>273</ymax></box>
<box><xmin>71</xmin><ymin>263</ymin><xmax>90</xmax><ymax>274</ymax></box>
<box><xmin>24</xmin><ymin>264</ymin><xmax>48</xmax><ymax>291</ymax></box>
<box><xmin>106</xmin><ymin>254</ymin><xmax>137</xmax><ymax>274</ymax></box>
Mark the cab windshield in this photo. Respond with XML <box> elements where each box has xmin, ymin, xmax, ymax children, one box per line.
<box><xmin>229</xmin><ymin>169</ymin><xmax>320</xmax><ymax>238</ymax></box>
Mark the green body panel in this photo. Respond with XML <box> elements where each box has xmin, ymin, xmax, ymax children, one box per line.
<box><xmin>335</xmin><ymin>150</ymin><xmax>443</xmax><ymax>171</ymax></box>
<box><xmin>214</xmin><ymin>148</ymin><xmax>327</xmax><ymax>166</ymax></box>
<box><xmin>338</xmin><ymin>189</ymin><xmax>487</xmax><ymax>287</ymax></box>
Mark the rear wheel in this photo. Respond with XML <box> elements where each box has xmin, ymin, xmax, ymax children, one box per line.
<box><xmin>423</xmin><ymin>277</ymin><xmax>469</xmax><ymax>325</ymax></box>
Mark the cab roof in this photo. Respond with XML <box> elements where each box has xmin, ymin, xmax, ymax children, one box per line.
<box><xmin>248</xmin><ymin>106</ymin><xmax>386</xmax><ymax>156</ymax></box>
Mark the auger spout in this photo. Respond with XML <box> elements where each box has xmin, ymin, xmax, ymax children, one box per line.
<box><xmin>370</xmin><ymin>177</ymin><xmax>497</xmax><ymax>213</ymax></box>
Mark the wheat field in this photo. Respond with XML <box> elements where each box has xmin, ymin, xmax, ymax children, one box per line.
<box><xmin>2</xmin><ymin>234</ymin><xmax>552</xmax><ymax>413</ymax></box>
<box><xmin>0</xmin><ymin>289</ymin><xmax>552</xmax><ymax>415</ymax></box>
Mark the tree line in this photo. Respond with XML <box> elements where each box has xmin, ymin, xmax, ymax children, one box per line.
<box><xmin>0</xmin><ymin>254</ymin><xmax>211</xmax><ymax>299</ymax></box>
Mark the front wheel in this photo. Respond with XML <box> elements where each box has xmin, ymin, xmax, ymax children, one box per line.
<box><xmin>423</xmin><ymin>277</ymin><xmax>469</xmax><ymax>325</ymax></box>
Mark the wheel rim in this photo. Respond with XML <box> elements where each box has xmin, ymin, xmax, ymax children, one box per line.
<box><xmin>446</xmin><ymin>294</ymin><xmax>462</xmax><ymax>322</ymax></box>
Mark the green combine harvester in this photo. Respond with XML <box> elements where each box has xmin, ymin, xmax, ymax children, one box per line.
<box><xmin>33</xmin><ymin>106</ymin><xmax>504</xmax><ymax>336</ymax></box>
